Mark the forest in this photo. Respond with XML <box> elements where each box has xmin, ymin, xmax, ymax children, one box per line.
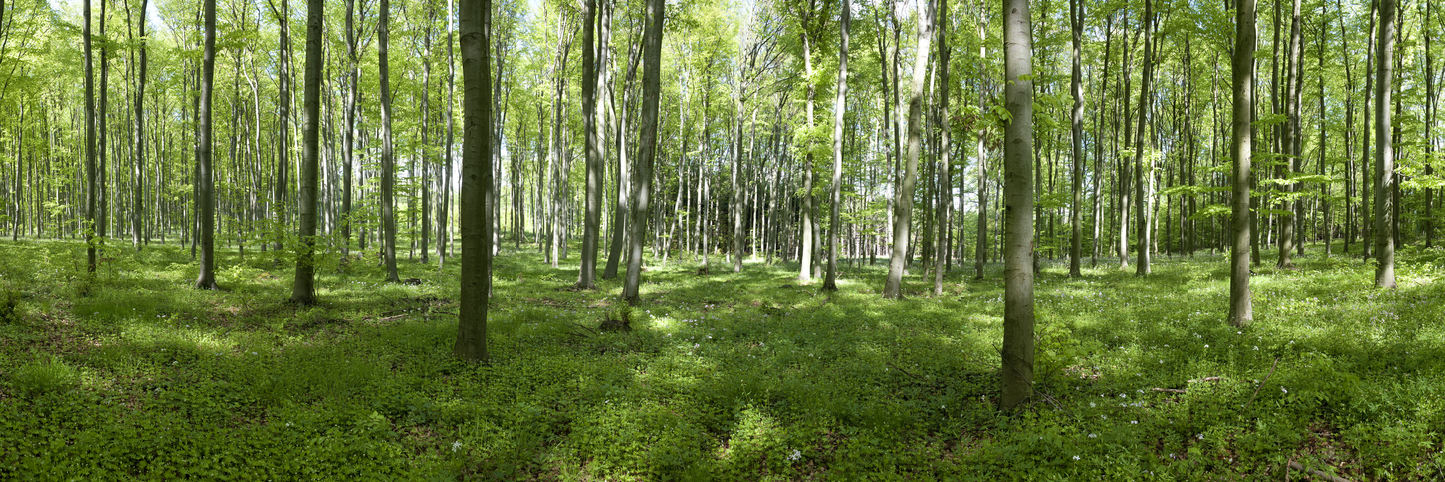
<box><xmin>0</xmin><ymin>0</ymin><xmax>1443</xmax><ymax>478</ymax></box>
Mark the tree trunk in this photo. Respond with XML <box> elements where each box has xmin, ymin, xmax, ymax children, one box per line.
<box><xmin>1229</xmin><ymin>0</ymin><xmax>1256</xmax><ymax>327</ymax></box>
<box><xmin>379</xmin><ymin>0</ymin><xmax>399</xmax><ymax>282</ymax></box>
<box><xmin>1375</xmin><ymin>0</ymin><xmax>1396</xmax><ymax>288</ymax></box>
<box><xmin>455</xmin><ymin>0</ymin><xmax>493</xmax><ymax>361</ymax></box>
<box><xmin>884</xmin><ymin>0</ymin><xmax>932</xmax><ymax>299</ymax></box>
<box><xmin>291</xmin><ymin>0</ymin><xmax>323</xmax><ymax>305</ymax></box>
<box><xmin>1067</xmin><ymin>0</ymin><xmax>1082</xmax><ymax>277</ymax></box>
<box><xmin>1133</xmin><ymin>0</ymin><xmax>1154</xmax><ymax>276</ymax></box>
<box><xmin>799</xmin><ymin>33</ymin><xmax>815</xmax><ymax>283</ymax></box>
<box><xmin>825</xmin><ymin>0</ymin><xmax>850</xmax><ymax>291</ymax></box>
<box><xmin>577</xmin><ymin>0</ymin><xmax>600</xmax><ymax>289</ymax></box>
<box><xmin>195</xmin><ymin>0</ymin><xmax>218</xmax><ymax>290</ymax></box>
<box><xmin>931</xmin><ymin>0</ymin><xmax>949</xmax><ymax>296</ymax></box>
<box><xmin>132</xmin><ymin>0</ymin><xmax>149</xmax><ymax>252</ymax></box>
<box><xmin>1000</xmin><ymin>0</ymin><xmax>1035</xmax><ymax>411</ymax></box>
<box><xmin>624</xmin><ymin>0</ymin><xmax>664</xmax><ymax>305</ymax></box>
<box><xmin>85</xmin><ymin>0</ymin><xmax>97</xmax><ymax>273</ymax></box>
<box><xmin>1276</xmin><ymin>0</ymin><xmax>1302</xmax><ymax>268</ymax></box>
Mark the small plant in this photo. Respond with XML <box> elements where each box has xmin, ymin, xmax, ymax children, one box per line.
<box><xmin>12</xmin><ymin>358</ymin><xmax>80</xmax><ymax>397</ymax></box>
<box><xmin>0</xmin><ymin>290</ymin><xmax>20</xmax><ymax>325</ymax></box>
<box><xmin>600</xmin><ymin>304</ymin><xmax>633</xmax><ymax>332</ymax></box>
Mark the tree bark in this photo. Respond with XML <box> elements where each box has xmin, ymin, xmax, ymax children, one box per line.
<box><xmin>85</xmin><ymin>0</ymin><xmax>97</xmax><ymax>273</ymax></box>
<box><xmin>1375</xmin><ymin>0</ymin><xmax>1396</xmax><ymax>288</ymax></box>
<box><xmin>931</xmin><ymin>0</ymin><xmax>949</xmax><ymax>296</ymax></box>
<box><xmin>1067</xmin><ymin>0</ymin><xmax>1082</xmax><ymax>277</ymax></box>
<box><xmin>455</xmin><ymin>0</ymin><xmax>493</xmax><ymax>361</ymax></box>
<box><xmin>624</xmin><ymin>0</ymin><xmax>664</xmax><ymax>305</ymax></box>
<box><xmin>132</xmin><ymin>0</ymin><xmax>149</xmax><ymax>252</ymax></box>
<box><xmin>379</xmin><ymin>0</ymin><xmax>399</xmax><ymax>282</ymax></box>
<box><xmin>884</xmin><ymin>0</ymin><xmax>932</xmax><ymax>299</ymax></box>
<box><xmin>1229</xmin><ymin>0</ymin><xmax>1256</xmax><ymax>327</ymax></box>
<box><xmin>577</xmin><ymin>0</ymin><xmax>600</xmax><ymax>289</ymax></box>
<box><xmin>194</xmin><ymin>0</ymin><xmax>219</xmax><ymax>290</ymax></box>
<box><xmin>825</xmin><ymin>0</ymin><xmax>850</xmax><ymax>291</ymax></box>
<box><xmin>1133</xmin><ymin>0</ymin><xmax>1154</xmax><ymax>276</ymax></box>
<box><xmin>1000</xmin><ymin>0</ymin><xmax>1035</xmax><ymax>411</ymax></box>
<box><xmin>291</xmin><ymin>0</ymin><xmax>323</xmax><ymax>305</ymax></box>
<box><xmin>1276</xmin><ymin>0</ymin><xmax>1302</xmax><ymax>268</ymax></box>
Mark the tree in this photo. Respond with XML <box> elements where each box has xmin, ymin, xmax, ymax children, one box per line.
<box><xmin>1067</xmin><ymin>0</ymin><xmax>1082</xmax><ymax>278</ymax></box>
<box><xmin>132</xmin><ymin>0</ymin><xmax>150</xmax><ymax>252</ymax></box>
<box><xmin>1132</xmin><ymin>0</ymin><xmax>1154</xmax><ymax>276</ymax></box>
<box><xmin>291</xmin><ymin>0</ymin><xmax>323</xmax><ymax>305</ymax></box>
<box><xmin>455</xmin><ymin>0</ymin><xmax>494</xmax><ymax>361</ymax></box>
<box><xmin>883</xmin><ymin>0</ymin><xmax>932</xmax><ymax>299</ymax></box>
<box><xmin>1229</xmin><ymin>0</ymin><xmax>1256</xmax><ymax>327</ymax></box>
<box><xmin>624</xmin><ymin>0</ymin><xmax>665</xmax><ymax>305</ymax></box>
<box><xmin>931</xmin><ymin>0</ymin><xmax>950</xmax><ymax>296</ymax></box>
<box><xmin>84</xmin><ymin>0</ymin><xmax>97</xmax><ymax>274</ymax></box>
<box><xmin>577</xmin><ymin>0</ymin><xmax>601</xmax><ymax>290</ymax></box>
<box><xmin>1276</xmin><ymin>0</ymin><xmax>1302</xmax><ymax>269</ymax></box>
<box><xmin>194</xmin><ymin>0</ymin><xmax>219</xmax><ymax>290</ymax></box>
<box><xmin>823</xmin><ymin>0</ymin><xmax>849</xmax><ymax>292</ymax></box>
<box><xmin>379</xmin><ymin>0</ymin><xmax>399</xmax><ymax>282</ymax></box>
<box><xmin>1375</xmin><ymin>0</ymin><xmax>1396</xmax><ymax>289</ymax></box>
<box><xmin>1000</xmin><ymin>0</ymin><xmax>1036</xmax><ymax>411</ymax></box>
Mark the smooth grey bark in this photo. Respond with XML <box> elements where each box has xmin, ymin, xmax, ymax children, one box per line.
<box><xmin>194</xmin><ymin>0</ymin><xmax>219</xmax><ymax>290</ymax></box>
<box><xmin>1277</xmin><ymin>0</ymin><xmax>1302</xmax><ymax>268</ymax></box>
<box><xmin>380</xmin><ymin>0</ymin><xmax>399</xmax><ymax>282</ymax></box>
<box><xmin>1229</xmin><ymin>0</ymin><xmax>1256</xmax><ymax>327</ymax></box>
<box><xmin>1133</xmin><ymin>0</ymin><xmax>1154</xmax><ymax>276</ymax></box>
<box><xmin>1000</xmin><ymin>0</ymin><xmax>1035</xmax><ymax>411</ymax></box>
<box><xmin>825</xmin><ymin>0</ymin><xmax>849</xmax><ymax>291</ymax></box>
<box><xmin>974</xmin><ymin>16</ymin><xmax>988</xmax><ymax>281</ymax></box>
<box><xmin>1375</xmin><ymin>0</ymin><xmax>1395</xmax><ymax>288</ymax></box>
<box><xmin>132</xmin><ymin>0</ymin><xmax>149</xmax><ymax>252</ymax></box>
<box><xmin>931</xmin><ymin>0</ymin><xmax>949</xmax><ymax>296</ymax></box>
<box><xmin>577</xmin><ymin>0</ymin><xmax>600</xmax><ymax>289</ymax></box>
<box><xmin>291</xmin><ymin>0</ymin><xmax>323</xmax><ymax>305</ymax></box>
<box><xmin>624</xmin><ymin>0</ymin><xmax>663</xmax><ymax>305</ymax></box>
<box><xmin>85</xmin><ymin>0</ymin><xmax>97</xmax><ymax>273</ymax></box>
<box><xmin>799</xmin><ymin>33</ymin><xmax>815</xmax><ymax>283</ymax></box>
<box><xmin>1067</xmin><ymin>0</ymin><xmax>1082</xmax><ymax>277</ymax></box>
<box><xmin>884</xmin><ymin>0</ymin><xmax>932</xmax><ymax>299</ymax></box>
<box><xmin>455</xmin><ymin>0</ymin><xmax>493</xmax><ymax>361</ymax></box>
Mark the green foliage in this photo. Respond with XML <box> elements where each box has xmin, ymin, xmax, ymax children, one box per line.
<box><xmin>11</xmin><ymin>357</ymin><xmax>80</xmax><ymax>397</ymax></box>
<box><xmin>2</xmin><ymin>241</ymin><xmax>1443</xmax><ymax>480</ymax></box>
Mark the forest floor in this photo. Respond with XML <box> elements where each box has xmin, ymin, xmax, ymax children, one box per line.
<box><xmin>1</xmin><ymin>239</ymin><xmax>1442</xmax><ymax>481</ymax></box>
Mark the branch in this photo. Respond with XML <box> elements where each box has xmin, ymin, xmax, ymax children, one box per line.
<box><xmin>1287</xmin><ymin>460</ymin><xmax>1354</xmax><ymax>482</ymax></box>
<box><xmin>1244</xmin><ymin>358</ymin><xmax>1280</xmax><ymax>410</ymax></box>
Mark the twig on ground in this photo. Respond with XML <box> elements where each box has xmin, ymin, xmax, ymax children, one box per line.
<box><xmin>1151</xmin><ymin>388</ymin><xmax>1188</xmax><ymax>394</ymax></box>
<box><xmin>1287</xmin><ymin>460</ymin><xmax>1354</xmax><ymax>482</ymax></box>
<box><xmin>886</xmin><ymin>360</ymin><xmax>925</xmax><ymax>380</ymax></box>
<box><xmin>1244</xmin><ymin>358</ymin><xmax>1280</xmax><ymax>410</ymax></box>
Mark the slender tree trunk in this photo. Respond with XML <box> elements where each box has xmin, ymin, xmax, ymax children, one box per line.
<box><xmin>624</xmin><ymin>0</ymin><xmax>663</xmax><ymax>305</ymax></box>
<box><xmin>931</xmin><ymin>0</ymin><xmax>949</xmax><ymax>296</ymax></box>
<box><xmin>1068</xmin><ymin>0</ymin><xmax>1082</xmax><ymax>277</ymax></box>
<box><xmin>379</xmin><ymin>0</ymin><xmax>399</xmax><ymax>281</ymax></box>
<box><xmin>85</xmin><ymin>0</ymin><xmax>98</xmax><ymax>273</ymax></box>
<box><xmin>1229</xmin><ymin>0</ymin><xmax>1256</xmax><ymax>327</ymax></box>
<box><xmin>131</xmin><ymin>0</ymin><xmax>149</xmax><ymax>252</ymax></box>
<box><xmin>799</xmin><ymin>33</ymin><xmax>815</xmax><ymax>283</ymax></box>
<box><xmin>1375</xmin><ymin>0</ymin><xmax>1396</xmax><ymax>288</ymax></box>
<box><xmin>195</xmin><ymin>0</ymin><xmax>218</xmax><ymax>290</ymax></box>
<box><xmin>455</xmin><ymin>0</ymin><xmax>493</xmax><ymax>361</ymax></box>
<box><xmin>291</xmin><ymin>0</ymin><xmax>323</xmax><ymax>305</ymax></box>
<box><xmin>577</xmin><ymin>0</ymin><xmax>601</xmax><ymax>289</ymax></box>
<box><xmin>884</xmin><ymin>0</ymin><xmax>932</xmax><ymax>299</ymax></box>
<box><xmin>974</xmin><ymin>15</ymin><xmax>988</xmax><ymax>281</ymax></box>
<box><xmin>1000</xmin><ymin>0</ymin><xmax>1035</xmax><ymax>411</ymax></box>
<box><xmin>1276</xmin><ymin>0</ymin><xmax>1302</xmax><ymax>268</ymax></box>
<box><xmin>1133</xmin><ymin>0</ymin><xmax>1154</xmax><ymax>276</ymax></box>
<box><xmin>825</xmin><ymin>0</ymin><xmax>850</xmax><ymax>291</ymax></box>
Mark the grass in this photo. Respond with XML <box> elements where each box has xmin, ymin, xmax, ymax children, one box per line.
<box><xmin>1</xmin><ymin>238</ymin><xmax>1442</xmax><ymax>480</ymax></box>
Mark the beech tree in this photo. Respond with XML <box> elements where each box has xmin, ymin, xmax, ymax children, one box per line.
<box><xmin>455</xmin><ymin>0</ymin><xmax>494</xmax><ymax>361</ymax></box>
<box><xmin>194</xmin><ymin>0</ymin><xmax>219</xmax><ymax>290</ymax></box>
<box><xmin>1229</xmin><ymin>0</ymin><xmax>1256</xmax><ymax>327</ymax></box>
<box><xmin>291</xmin><ymin>0</ymin><xmax>324</xmax><ymax>305</ymax></box>
<box><xmin>1000</xmin><ymin>0</ymin><xmax>1035</xmax><ymax>411</ymax></box>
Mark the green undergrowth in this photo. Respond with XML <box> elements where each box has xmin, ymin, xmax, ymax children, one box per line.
<box><xmin>1</xmin><ymin>239</ymin><xmax>1442</xmax><ymax>480</ymax></box>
